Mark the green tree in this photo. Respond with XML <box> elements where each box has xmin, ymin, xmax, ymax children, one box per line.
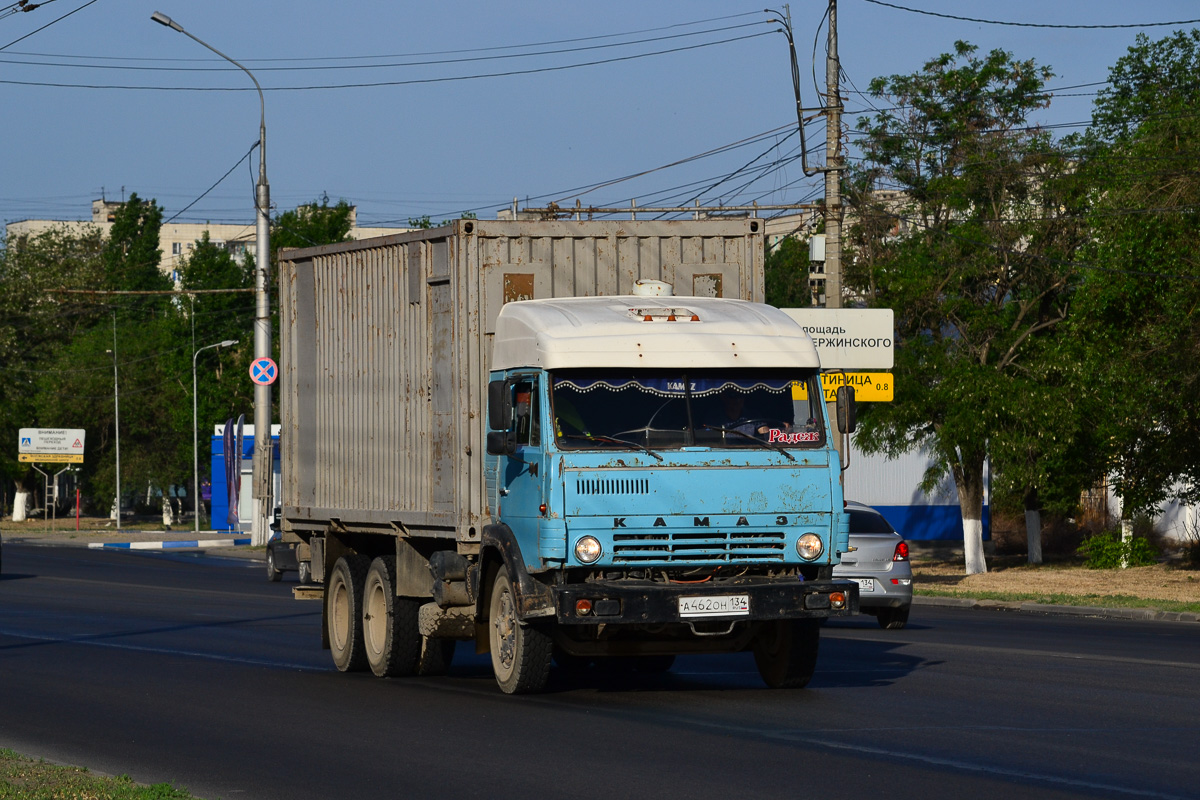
<box><xmin>764</xmin><ymin>236</ymin><xmax>812</xmax><ymax>308</ymax></box>
<box><xmin>273</xmin><ymin>197</ymin><xmax>355</xmax><ymax>252</ymax></box>
<box><xmin>1068</xmin><ymin>31</ymin><xmax>1200</xmax><ymax>523</ymax></box>
<box><xmin>845</xmin><ymin>42</ymin><xmax>1086</xmax><ymax>573</ymax></box>
<box><xmin>0</xmin><ymin>226</ymin><xmax>106</xmax><ymax>512</ymax></box>
<box><xmin>103</xmin><ymin>193</ymin><xmax>170</xmax><ymax>302</ymax></box>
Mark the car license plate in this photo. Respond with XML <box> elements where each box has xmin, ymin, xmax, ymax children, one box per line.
<box><xmin>856</xmin><ymin>578</ymin><xmax>875</xmax><ymax>593</ymax></box>
<box><xmin>678</xmin><ymin>594</ymin><xmax>750</xmax><ymax>618</ymax></box>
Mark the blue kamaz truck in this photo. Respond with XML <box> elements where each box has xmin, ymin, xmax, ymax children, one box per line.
<box><xmin>278</xmin><ymin>218</ymin><xmax>858</xmax><ymax>694</ymax></box>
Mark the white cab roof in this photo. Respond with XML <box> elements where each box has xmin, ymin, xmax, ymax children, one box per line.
<box><xmin>492</xmin><ymin>296</ymin><xmax>821</xmax><ymax>371</ymax></box>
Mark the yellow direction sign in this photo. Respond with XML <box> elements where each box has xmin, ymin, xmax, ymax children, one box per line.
<box><xmin>19</xmin><ymin>453</ymin><xmax>84</xmax><ymax>463</ymax></box>
<box><xmin>793</xmin><ymin>372</ymin><xmax>893</xmax><ymax>402</ymax></box>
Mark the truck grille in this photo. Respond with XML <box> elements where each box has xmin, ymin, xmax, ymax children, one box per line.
<box><xmin>611</xmin><ymin>530</ymin><xmax>786</xmax><ymax>563</ymax></box>
<box><xmin>576</xmin><ymin>478</ymin><xmax>650</xmax><ymax>496</ymax></box>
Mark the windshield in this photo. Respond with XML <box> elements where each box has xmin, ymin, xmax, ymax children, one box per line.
<box><xmin>550</xmin><ymin>370</ymin><xmax>826</xmax><ymax>451</ymax></box>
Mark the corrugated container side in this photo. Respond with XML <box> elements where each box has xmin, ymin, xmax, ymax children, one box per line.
<box><xmin>280</xmin><ymin>219</ymin><xmax>764</xmax><ymax>542</ymax></box>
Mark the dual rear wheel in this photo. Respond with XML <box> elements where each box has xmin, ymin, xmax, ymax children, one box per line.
<box><xmin>327</xmin><ymin>555</ymin><xmax>454</xmax><ymax>677</ymax></box>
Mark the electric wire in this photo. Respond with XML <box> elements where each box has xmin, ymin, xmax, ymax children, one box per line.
<box><xmin>860</xmin><ymin>0</ymin><xmax>1200</xmax><ymax>29</ymax></box>
<box><xmin>0</xmin><ymin>0</ymin><xmax>96</xmax><ymax>52</ymax></box>
<box><xmin>0</xmin><ymin>30</ymin><xmax>776</xmax><ymax>91</ymax></box>
<box><xmin>0</xmin><ymin>20</ymin><xmax>774</xmax><ymax>73</ymax></box>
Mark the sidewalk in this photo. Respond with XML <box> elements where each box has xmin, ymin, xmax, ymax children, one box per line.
<box><xmin>4</xmin><ymin>525</ymin><xmax>263</xmax><ymax>561</ymax></box>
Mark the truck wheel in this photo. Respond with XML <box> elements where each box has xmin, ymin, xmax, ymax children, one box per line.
<box><xmin>298</xmin><ymin>560</ymin><xmax>311</xmax><ymax>585</ymax></box>
<box><xmin>416</xmin><ymin>639</ymin><xmax>456</xmax><ymax>676</ymax></box>
<box><xmin>753</xmin><ymin>618</ymin><xmax>820</xmax><ymax>689</ymax></box>
<box><xmin>327</xmin><ymin>554</ymin><xmax>371</xmax><ymax>672</ymax></box>
<box><xmin>488</xmin><ymin>566</ymin><xmax>552</xmax><ymax>694</ymax></box>
<box><xmin>266</xmin><ymin>547</ymin><xmax>282</xmax><ymax>582</ymax></box>
<box><xmin>362</xmin><ymin>556</ymin><xmax>422</xmax><ymax>678</ymax></box>
<box><xmin>876</xmin><ymin>606</ymin><xmax>910</xmax><ymax>630</ymax></box>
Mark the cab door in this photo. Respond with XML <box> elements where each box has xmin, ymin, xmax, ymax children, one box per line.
<box><xmin>499</xmin><ymin>374</ymin><xmax>547</xmax><ymax>565</ymax></box>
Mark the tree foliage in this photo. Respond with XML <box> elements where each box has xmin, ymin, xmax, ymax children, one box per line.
<box><xmin>0</xmin><ymin>194</ymin><xmax>362</xmax><ymax>516</ymax></box>
<box><xmin>844</xmin><ymin>42</ymin><xmax>1087</xmax><ymax>572</ymax></box>
<box><xmin>273</xmin><ymin>197</ymin><xmax>354</xmax><ymax>252</ymax></box>
<box><xmin>1067</xmin><ymin>32</ymin><xmax>1200</xmax><ymax>516</ymax></box>
<box><xmin>764</xmin><ymin>236</ymin><xmax>812</xmax><ymax>308</ymax></box>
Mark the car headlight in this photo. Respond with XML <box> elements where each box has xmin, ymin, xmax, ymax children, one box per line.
<box><xmin>796</xmin><ymin>533</ymin><xmax>824</xmax><ymax>561</ymax></box>
<box><xmin>574</xmin><ymin>536</ymin><xmax>603</xmax><ymax>564</ymax></box>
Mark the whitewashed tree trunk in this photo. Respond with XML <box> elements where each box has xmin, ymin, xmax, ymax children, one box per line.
<box><xmin>1120</xmin><ymin>517</ymin><xmax>1133</xmax><ymax>569</ymax></box>
<box><xmin>162</xmin><ymin>498</ymin><xmax>174</xmax><ymax>526</ymax></box>
<box><xmin>1025</xmin><ymin>508</ymin><xmax>1043</xmax><ymax>564</ymax></box>
<box><xmin>1024</xmin><ymin>488</ymin><xmax>1043</xmax><ymax>564</ymax></box>
<box><xmin>13</xmin><ymin>489</ymin><xmax>30</xmax><ymax>522</ymax></box>
<box><xmin>950</xmin><ymin>446</ymin><xmax>988</xmax><ymax>575</ymax></box>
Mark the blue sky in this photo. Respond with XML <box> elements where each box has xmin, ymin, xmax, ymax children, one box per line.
<box><xmin>2</xmin><ymin>0</ymin><xmax>1197</xmax><ymax>228</ymax></box>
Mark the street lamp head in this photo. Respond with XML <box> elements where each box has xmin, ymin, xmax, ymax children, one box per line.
<box><xmin>150</xmin><ymin>11</ymin><xmax>184</xmax><ymax>32</ymax></box>
<box><xmin>220</xmin><ymin>340</ymin><xmax>237</xmax><ymax>348</ymax></box>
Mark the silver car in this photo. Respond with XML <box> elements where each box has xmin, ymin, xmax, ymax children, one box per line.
<box><xmin>835</xmin><ymin>501</ymin><xmax>912</xmax><ymax>629</ymax></box>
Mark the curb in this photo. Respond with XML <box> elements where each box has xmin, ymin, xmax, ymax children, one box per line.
<box><xmin>914</xmin><ymin>594</ymin><xmax>1200</xmax><ymax>623</ymax></box>
<box><xmin>86</xmin><ymin>537</ymin><xmax>252</xmax><ymax>551</ymax></box>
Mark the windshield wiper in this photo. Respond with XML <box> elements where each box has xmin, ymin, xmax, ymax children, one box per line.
<box><xmin>559</xmin><ymin>434</ymin><xmax>664</xmax><ymax>462</ymax></box>
<box><xmin>699</xmin><ymin>424</ymin><xmax>796</xmax><ymax>462</ymax></box>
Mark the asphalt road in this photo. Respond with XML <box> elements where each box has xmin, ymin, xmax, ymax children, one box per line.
<box><xmin>2</xmin><ymin>543</ymin><xmax>1198</xmax><ymax>800</ymax></box>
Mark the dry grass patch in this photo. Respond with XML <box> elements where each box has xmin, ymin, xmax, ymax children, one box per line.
<box><xmin>913</xmin><ymin>555</ymin><xmax>1200</xmax><ymax>606</ymax></box>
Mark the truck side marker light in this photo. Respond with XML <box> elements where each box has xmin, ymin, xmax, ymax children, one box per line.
<box><xmin>539</xmin><ymin>503</ymin><xmax>547</xmax><ymax>515</ymax></box>
<box><xmin>830</xmin><ymin>592</ymin><xmax>846</xmax><ymax>609</ymax></box>
<box><xmin>576</xmin><ymin>599</ymin><xmax>593</xmax><ymax>616</ymax></box>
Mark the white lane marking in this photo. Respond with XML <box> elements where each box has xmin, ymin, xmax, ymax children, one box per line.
<box><xmin>0</xmin><ymin>628</ymin><xmax>328</xmax><ymax>673</ymax></box>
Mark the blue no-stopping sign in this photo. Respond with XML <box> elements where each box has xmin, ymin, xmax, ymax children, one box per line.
<box><xmin>250</xmin><ymin>357</ymin><xmax>278</xmax><ymax>386</ymax></box>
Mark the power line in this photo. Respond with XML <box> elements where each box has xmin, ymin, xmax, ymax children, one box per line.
<box><xmin>860</xmin><ymin>0</ymin><xmax>1200</xmax><ymax>29</ymax></box>
<box><xmin>0</xmin><ymin>30</ymin><xmax>776</xmax><ymax>91</ymax></box>
<box><xmin>0</xmin><ymin>0</ymin><xmax>97</xmax><ymax>52</ymax></box>
<box><xmin>5</xmin><ymin>10</ymin><xmax>765</xmax><ymax>63</ymax></box>
<box><xmin>0</xmin><ymin>20</ymin><xmax>773</xmax><ymax>73</ymax></box>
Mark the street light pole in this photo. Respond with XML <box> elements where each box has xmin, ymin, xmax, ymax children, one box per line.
<box><xmin>105</xmin><ymin>315</ymin><xmax>120</xmax><ymax>532</ymax></box>
<box><xmin>153</xmin><ymin>11</ymin><xmax>273</xmax><ymax>545</ymax></box>
<box><xmin>193</xmin><ymin>340</ymin><xmax>237</xmax><ymax>533</ymax></box>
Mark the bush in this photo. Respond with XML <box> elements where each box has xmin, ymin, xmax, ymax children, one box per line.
<box><xmin>1077</xmin><ymin>530</ymin><xmax>1159</xmax><ymax>569</ymax></box>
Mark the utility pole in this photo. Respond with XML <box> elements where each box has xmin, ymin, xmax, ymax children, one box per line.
<box><xmin>824</xmin><ymin>0</ymin><xmax>843</xmax><ymax>310</ymax></box>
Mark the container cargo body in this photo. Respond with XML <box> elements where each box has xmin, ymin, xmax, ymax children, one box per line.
<box><xmin>278</xmin><ymin>218</ymin><xmax>858</xmax><ymax>693</ymax></box>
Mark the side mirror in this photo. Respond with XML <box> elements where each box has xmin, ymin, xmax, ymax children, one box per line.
<box><xmin>486</xmin><ymin>430</ymin><xmax>518</xmax><ymax>456</ymax></box>
<box><xmin>836</xmin><ymin>385</ymin><xmax>857</xmax><ymax>434</ymax></box>
<box><xmin>487</xmin><ymin>379</ymin><xmax>511</xmax><ymax>431</ymax></box>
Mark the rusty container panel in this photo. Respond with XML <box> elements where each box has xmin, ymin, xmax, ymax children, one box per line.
<box><xmin>278</xmin><ymin>218</ymin><xmax>764</xmax><ymax>543</ymax></box>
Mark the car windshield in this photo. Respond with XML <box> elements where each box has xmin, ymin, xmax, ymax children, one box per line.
<box><xmin>550</xmin><ymin>370</ymin><xmax>826</xmax><ymax>451</ymax></box>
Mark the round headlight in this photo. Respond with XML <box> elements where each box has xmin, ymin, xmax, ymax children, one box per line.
<box><xmin>574</xmin><ymin>536</ymin><xmax>603</xmax><ymax>564</ymax></box>
<box><xmin>796</xmin><ymin>533</ymin><xmax>824</xmax><ymax>561</ymax></box>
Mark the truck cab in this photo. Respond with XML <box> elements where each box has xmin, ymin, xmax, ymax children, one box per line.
<box><xmin>481</xmin><ymin>295</ymin><xmax>857</xmax><ymax>691</ymax></box>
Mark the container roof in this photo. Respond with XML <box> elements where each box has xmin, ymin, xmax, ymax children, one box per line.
<box><xmin>491</xmin><ymin>296</ymin><xmax>821</xmax><ymax>371</ymax></box>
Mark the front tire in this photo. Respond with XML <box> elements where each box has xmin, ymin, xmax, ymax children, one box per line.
<box><xmin>488</xmin><ymin>566</ymin><xmax>552</xmax><ymax>694</ymax></box>
<box><xmin>266</xmin><ymin>547</ymin><xmax>282</xmax><ymax>582</ymax></box>
<box><xmin>362</xmin><ymin>556</ymin><xmax>422</xmax><ymax>678</ymax></box>
<box><xmin>327</xmin><ymin>555</ymin><xmax>370</xmax><ymax>672</ymax></box>
<box><xmin>753</xmin><ymin>618</ymin><xmax>820</xmax><ymax>689</ymax></box>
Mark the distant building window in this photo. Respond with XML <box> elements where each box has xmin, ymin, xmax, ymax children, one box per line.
<box><xmin>172</xmin><ymin>242</ymin><xmax>182</xmax><ymax>255</ymax></box>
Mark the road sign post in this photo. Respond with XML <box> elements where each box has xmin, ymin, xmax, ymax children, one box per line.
<box><xmin>18</xmin><ymin>429</ymin><xmax>86</xmax><ymax>531</ymax></box>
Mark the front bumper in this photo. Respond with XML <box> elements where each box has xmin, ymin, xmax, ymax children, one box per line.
<box><xmin>551</xmin><ymin>578</ymin><xmax>859</xmax><ymax>626</ymax></box>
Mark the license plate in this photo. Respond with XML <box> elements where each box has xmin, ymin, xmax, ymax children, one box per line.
<box><xmin>856</xmin><ymin>578</ymin><xmax>875</xmax><ymax>593</ymax></box>
<box><xmin>678</xmin><ymin>594</ymin><xmax>750</xmax><ymax>619</ymax></box>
